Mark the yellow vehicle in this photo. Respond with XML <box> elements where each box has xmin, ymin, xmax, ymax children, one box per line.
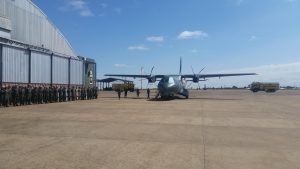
<box><xmin>112</xmin><ymin>82</ymin><xmax>135</xmax><ymax>92</ymax></box>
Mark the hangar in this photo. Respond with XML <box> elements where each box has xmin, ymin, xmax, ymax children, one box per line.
<box><xmin>0</xmin><ymin>0</ymin><xmax>96</xmax><ymax>87</ymax></box>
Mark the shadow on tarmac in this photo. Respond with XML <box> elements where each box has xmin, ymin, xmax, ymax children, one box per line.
<box><xmin>99</xmin><ymin>96</ymin><xmax>241</xmax><ymax>101</ymax></box>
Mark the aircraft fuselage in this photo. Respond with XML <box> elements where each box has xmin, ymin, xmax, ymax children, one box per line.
<box><xmin>157</xmin><ymin>75</ymin><xmax>189</xmax><ymax>98</ymax></box>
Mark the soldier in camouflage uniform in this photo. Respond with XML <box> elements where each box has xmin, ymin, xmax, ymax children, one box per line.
<box><xmin>4</xmin><ymin>86</ymin><xmax>10</xmax><ymax>107</ymax></box>
<box><xmin>58</xmin><ymin>86</ymin><xmax>62</xmax><ymax>102</ymax></box>
<box><xmin>71</xmin><ymin>86</ymin><xmax>75</xmax><ymax>101</ymax></box>
<box><xmin>62</xmin><ymin>87</ymin><xmax>66</xmax><ymax>102</ymax></box>
<box><xmin>86</xmin><ymin>87</ymin><xmax>89</xmax><ymax>100</ymax></box>
<box><xmin>34</xmin><ymin>86</ymin><xmax>37</xmax><ymax>104</ymax></box>
<box><xmin>67</xmin><ymin>87</ymin><xmax>71</xmax><ymax>101</ymax></box>
<box><xmin>25</xmin><ymin>85</ymin><xmax>32</xmax><ymax>105</ymax></box>
<box><xmin>20</xmin><ymin>86</ymin><xmax>25</xmax><ymax>105</ymax></box>
<box><xmin>42</xmin><ymin>86</ymin><xmax>47</xmax><ymax>104</ymax></box>
<box><xmin>45</xmin><ymin>86</ymin><xmax>49</xmax><ymax>104</ymax></box>
<box><xmin>54</xmin><ymin>86</ymin><xmax>58</xmax><ymax>102</ymax></box>
<box><xmin>83</xmin><ymin>87</ymin><xmax>86</xmax><ymax>100</ymax></box>
<box><xmin>38</xmin><ymin>86</ymin><xmax>43</xmax><ymax>104</ymax></box>
<box><xmin>95</xmin><ymin>87</ymin><xmax>98</xmax><ymax>99</ymax></box>
<box><xmin>81</xmin><ymin>87</ymin><xmax>83</xmax><ymax>100</ymax></box>
<box><xmin>0</xmin><ymin>86</ymin><xmax>3</xmax><ymax>107</ymax></box>
<box><xmin>49</xmin><ymin>86</ymin><xmax>53</xmax><ymax>103</ymax></box>
<box><xmin>11</xmin><ymin>86</ymin><xmax>18</xmax><ymax>106</ymax></box>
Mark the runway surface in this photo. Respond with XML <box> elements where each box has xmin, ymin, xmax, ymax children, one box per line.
<box><xmin>0</xmin><ymin>89</ymin><xmax>299</xmax><ymax>169</ymax></box>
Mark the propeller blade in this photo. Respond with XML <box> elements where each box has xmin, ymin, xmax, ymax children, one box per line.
<box><xmin>190</xmin><ymin>66</ymin><xmax>195</xmax><ymax>75</ymax></box>
<box><xmin>198</xmin><ymin>67</ymin><xmax>206</xmax><ymax>75</ymax></box>
<box><xmin>150</xmin><ymin>66</ymin><xmax>155</xmax><ymax>76</ymax></box>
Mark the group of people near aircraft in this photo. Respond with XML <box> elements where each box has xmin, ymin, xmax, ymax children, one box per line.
<box><xmin>0</xmin><ymin>85</ymin><xmax>98</xmax><ymax>107</ymax></box>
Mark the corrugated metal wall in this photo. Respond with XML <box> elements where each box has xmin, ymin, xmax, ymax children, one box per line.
<box><xmin>2</xmin><ymin>45</ymin><xmax>29</xmax><ymax>83</ymax></box>
<box><xmin>0</xmin><ymin>0</ymin><xmax>77</xmax><ymax>58</ymax></box>
<box><xmin>52</xmin><ymin>55</ymin><xmax>69</xmax><ymax>84</ymax></box>
<box><xmin>70</xmin><ymin>59</ymin><xmax>83</xmax><ymax>85</ymax></box>
<box><xmin>31</xmin><ymin>51</ymin><xmax>51</xmax><ymax>84</ymax></box>
<box><xmin>0</xmin><ymin>44</ymin><xmax>87</xmax><ymax>85</ymax></box>
<box><xmin>0</xmin><ymin>44</ymin><xmax>2</xmax><ymax>83</ymax></box>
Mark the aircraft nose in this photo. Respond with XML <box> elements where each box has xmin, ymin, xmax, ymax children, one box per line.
<box><xmin>158</xmin><ymin>81</ymin><xmax>167</xmax><ymax>90</ymax></box>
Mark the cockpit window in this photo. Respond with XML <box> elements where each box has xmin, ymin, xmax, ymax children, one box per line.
<box><xmin>163</xmin><ymin>76</ymin><xmax>169</xmax><ymax>82</ymax></box>
<box><xmin>169</xmin><ymin>77</ymin><xmax>175</xmax><ymax>84</ymax></box>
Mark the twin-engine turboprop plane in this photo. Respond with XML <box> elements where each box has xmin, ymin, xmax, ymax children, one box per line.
<box><xmin>105</xmin><ymin>58</ymin><xmax>256</xmax><ymax>99</ymax></box>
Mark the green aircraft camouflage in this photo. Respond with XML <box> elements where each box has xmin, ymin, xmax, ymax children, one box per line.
<box><xmin>105</xmin><ymin>58</ymin><xmax>256</xmax><ymax>99</ymax></box>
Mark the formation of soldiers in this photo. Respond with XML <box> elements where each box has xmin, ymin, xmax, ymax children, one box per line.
<box><xmin>0</xmin><ymin>85</ymin><xmax>98</xmax><ymax>108</ymax></box>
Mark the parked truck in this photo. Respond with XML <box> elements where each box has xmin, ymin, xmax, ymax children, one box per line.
<box><xmin>250</xmin><ymin>82</ymin><xmax>280</xmax><ymax>93</ymax></box>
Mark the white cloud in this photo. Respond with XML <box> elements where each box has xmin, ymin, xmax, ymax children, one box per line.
<box><xmin>100</xmin><ymin>3</ymin><xmax>108</xmax><ymax>9</ymax></box>
<box><xmin>146</xmin><ymin>36</ymin><xmax>164</xmax><ymax>42</ymax></box>
<box><xmin>79</xmin><ymin>9</ymin><xmax>93</xmax><ymax>16</ymax></box>
<box><xmin>114</xmin><ymin>7</ymin><xmax>122</xmax><ymax>14</ymax></box>
<box><xmin>249</xmin><ymin>35</ymin><xmax>257</xmax><ymax>41</ymax></box>
<box><xmin>286</xmin><ymin>0</ymin><xmax>300</xmax><ymax>2</ymax></box>
<box><xmin>62</xmin><ymin>0</ymin><xmax>94</xmax><ymax>17</ymax></box>
<box><xmin>114</xmin><ymin>64</ymin><xmax>129</xmax><ymax>68</ymax></box>
<box><xmin>190</xmin><ymin>49</ymin><xmax>200</xmax><ymax>53</ymax></box>
<box><xmin>236</xmin><ymin>0</ymin><xmax>244</xmax><ymax>5</ymax></box>
<box><xmin>128</xmin><ymin>45</ymin><xmax>149</xmax><ymax>51</ymax></box>
<box><xmin>178</xmin><ymin>31</ymin><xmax>208</xmax><ymax>39</ymax></box>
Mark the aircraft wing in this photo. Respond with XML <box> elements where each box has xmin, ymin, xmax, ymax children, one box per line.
<box><xmin>182</xmin><ymin>73</ymin><xmax>257</xmax><ymax>79</ymax></box>
<box><xmin>104</xmin><ymin>74</ymin><xmax>165</xmax><ymax>79</ymax></box>
<box><xmin>105</xmin><ymin>74</ymin><xmax>149</xmax><ymax>78</ymax></box>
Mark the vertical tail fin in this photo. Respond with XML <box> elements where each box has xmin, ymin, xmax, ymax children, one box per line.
<box><xmin>179</xmin><ymin>57</ymin><xmax>182</xmax><ymax>75</ymax></box>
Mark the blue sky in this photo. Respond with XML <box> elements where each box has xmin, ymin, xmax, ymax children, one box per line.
<box><xmin>33</xmin><ymin>0</ymin><xmax>300</xmax><ymax>87</ymax></box>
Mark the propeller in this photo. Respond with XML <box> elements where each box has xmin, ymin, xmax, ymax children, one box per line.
<box><xmin>150</xmin><ymin>66</ymin><xmax>155</xmax><ymax>77</ymax></box>
<box><xmin>191</xmin><ymin>66</ymin><xmax>205</xmax><ymax>77</ymax></box>
<box><xmin>191</xmin><ymin>66</ymin><xmax>206</xmax><ymax>82</ymax></box>
<box><xmin>198</xmin><ymin>67</ymin><xmax>206</xmax><ymax>75</ymax></box>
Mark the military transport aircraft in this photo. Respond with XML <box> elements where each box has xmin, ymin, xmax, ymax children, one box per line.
<box><xmin>105</xmin><ymin>58</ymin><xmax>256</xmax><ymax>99</ymax></box>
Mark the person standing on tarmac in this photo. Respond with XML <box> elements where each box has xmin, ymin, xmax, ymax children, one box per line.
<box><xmin>38</xmin><ymin>86</ymin><xmax>43</xmax><ymax>104</ymax></box>
<box><xmin>147</xmin><ymin>88</ymin><xmax>150</xmax><ymax>99</ymax></box>
<box><xmin>26</xmin><ymin>85</ymin><xmax>32</xmax><ymax>105</ymax></box>
<box><xmin>54</xmin><ymin>86</ymin><xmax>58</xmax><ymax>102</ymax></box>
<box><xmin>80</xmin><ymin>87</ymin><xmax>83</xmax><ymax>100</ymax></box>
<box><xmin>49</xmin><ymin>86</ymin><xmax>53</xmax><ymax>103</ymax></box>
<box><xmin>67</xmin><ymin>87</ymin><xmax>71</xmax><ymax>101</ymax></box>
<box><xmin>20</xmin><ymin>86</ymin><xmax>25</xmax><ymax>105</ymax></box>
<box><xmin>71</xmin><ymin>86</ymin><xmax>75</xmax><ymax>101</ymax></box>
<box><xmin>58</xmin><ymin>86</ymin><xmax>62</xmax><ymax>102</ymax></box>
<box><xmin>42</xmin><ymin>86</ymin><xmax>46</xmax><ymax>104</ymax></box>
<box><xmin>136</xmin><ymin>89</ymin><xmax>140</xmax><ymax>97</ymax></box>
<box><xmin>95</xmin><ymin>87</ymin><xmax>98</xmax><ymax>99</ymax></box>
<box><xmin>32</xmin><ymin>86</ymin><xmax>37</xmax><ymax>104</ymax></box>
<box><xmin>4</xmin><ymin>86</ymin><xmax>12</xmax><ymax>107</ymax></box>
<box><xmin>124</xmin><ymin>89</ymin><xmax>128</xmax><ymax>98</ymax></box>
<box><xmin>117</xmin><ymin>89</ymin><xmax>121</xmax><ymax>100</ymax></box>
<box><xmin>4</xmin><ymin>86</ymin><xmax>10</xmax><ymax>107</ymax></box>
<box><xmin>62</xmin><ymin>86</ymin><xmax>66</xmax><ymax>102</ymax></box>
<box><xmin>0</xmin><ymin>86</ymin><xmax>3</xmax><ymax>107</ymax></box>
<box><xmin>11</xmin><ymin>86</ymin><xmax>17</xmax><ymax>106</ymax></box>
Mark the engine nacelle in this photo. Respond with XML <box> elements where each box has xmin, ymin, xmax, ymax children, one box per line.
<box><xmin>148</xmin><ymin>76</ymin><xmax>156</xmax><ymax>83</ymax></box>
<box><xmin>193</xmin><ymin>77</ymin><xmax>199</xmax><ymax>83</ymax></box>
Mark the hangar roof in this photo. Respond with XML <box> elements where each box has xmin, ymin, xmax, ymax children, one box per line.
<box><xmin>0</xmin><ymin>0</ymin><xmax>78</xmax><ymax>58</ymax></box>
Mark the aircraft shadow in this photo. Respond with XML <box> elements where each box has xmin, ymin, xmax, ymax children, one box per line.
<box><xmin>99</xmin><ymin>96</ymin><xmax>241</xmax><ymax>101</ymax></box>
<box><xmin>147</xmin><ymin>97</ymin><xmax>241</xmax><ymax>101</ymax></box>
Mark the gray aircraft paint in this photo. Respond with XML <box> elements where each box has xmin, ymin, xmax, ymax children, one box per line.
<box><xmin>105</xmin><ymin>58</ymin><xmax>257</xmax><ymax>99</ymax></box>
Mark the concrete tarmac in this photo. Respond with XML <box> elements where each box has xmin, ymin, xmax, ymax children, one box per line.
<box><xmin>0</xmin><ymin>89</ymin><xmax>299</xmax><ymax>169</ymax></box>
